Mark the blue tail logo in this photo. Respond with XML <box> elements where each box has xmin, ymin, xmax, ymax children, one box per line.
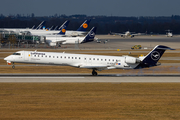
<box><xmin>151</xmin><ymin>51</ymin><xmax>160</xmax><ymax>61</ymax></box>
<box><xmin>89</xmin><ymin>30</ymin><xmax>95</xmax><ymax>37</ymax></box>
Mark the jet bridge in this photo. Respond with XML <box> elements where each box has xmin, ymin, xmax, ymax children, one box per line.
<box><xmin>0</xmin><ymin>32</ymin><xmax>45</xmax><ymax>44</ymax></box>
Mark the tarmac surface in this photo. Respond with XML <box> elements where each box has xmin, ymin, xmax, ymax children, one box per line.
<box><xmin>0</xmin><ymin>74</ymin><xmax>180</xmax><ymax>83</ymax></box>
<box><xmin>65</xmin><ymin>35</ymin><xmax>180</xmax><ymax>50</ymax></box>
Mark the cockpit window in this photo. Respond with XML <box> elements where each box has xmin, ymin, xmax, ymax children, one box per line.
<box><xmin>12</xmin><ymin>53</ymin><xmax>21</xmax><ymax>55</ymax></box>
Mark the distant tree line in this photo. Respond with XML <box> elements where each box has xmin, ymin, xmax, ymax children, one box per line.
<box><xmin>1</xmin><ymin>14</ymin><xmax>180</xmax><ymax>34</ymax></box>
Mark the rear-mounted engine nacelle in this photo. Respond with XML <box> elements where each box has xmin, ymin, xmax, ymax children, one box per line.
<box><xmin>125</xmin><ymin>56</ymin><xmax>140</xmax><ymax>64</ymax></box>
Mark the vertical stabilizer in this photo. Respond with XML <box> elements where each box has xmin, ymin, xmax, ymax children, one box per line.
<box><xmin>81</xmin><ymin>27</ymin><xmax>97</xmax><ymax>43</ymax></box>
<box><xmin>137</xmin><ymin>45</ymin><xmax>175</xmax><ymax>68</ymax></box>
<box><xmin>77</xmin><ymin>20</ymin><xmax>91</xmax><ymax>31</ymax></box>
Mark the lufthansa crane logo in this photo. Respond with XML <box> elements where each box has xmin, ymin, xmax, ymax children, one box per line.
<box><xmin>62</xmin><ymin>29</ymin><xmax>66</xmax><ymax>33</ymax></box>
<box><xmin>89</xmin><ymin>31</ymin><xmax>95</xmax><ymax>37</ymax></box>
<box><xmin>83</xmin><ymin>23</ymin><xmax>88</xmax><ymax>29</ymax></box>
<box><xmin>151</xmin><ymin>51</ymin><xmax>160</xmax><ymax>61</ymax></box>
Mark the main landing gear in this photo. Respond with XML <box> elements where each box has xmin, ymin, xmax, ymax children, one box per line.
<box><xmin>92</xmin><ymin>69</ymin><xmax>98</xmax><ymax>76</ymax></box>
<box><xmin>12</xmin><ymin>62</ymin><xmax>15</xmax><ymax>69</ymax></box>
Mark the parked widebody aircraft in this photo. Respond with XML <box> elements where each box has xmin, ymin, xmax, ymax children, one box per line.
<box><xmin>45</xmin><ymin>27</ymin><xmax>97</xmax><ymax>46</ymax></box>
<box><xmin>0</xmin><ymin>21</ymin><xmax>46</xmax><ymax>34</ymax></box>
<box><xmin>4</xmin><ymin>45</ymin><xmax>174</xmax><ymax>76</ymax></box>
<box><xmin>44</xmin><ymin>19</ymin><xmax>91</xmax><ymax>36</ymax></box>
<box><xmin>29</xmin><ymin>20</ymin><xmax>70</xmax><ymax>36</ymax></box>
<box><xmin>0</xmin><ymin>20</ymin><xmax>91</xmax><ymax>36</ymax></box>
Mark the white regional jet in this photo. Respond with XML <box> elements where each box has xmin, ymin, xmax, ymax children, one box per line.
<box><xmin>4</xmin><ymin>45</ymin><xmax>174</xmax><ymax>76</ymax></box>
<box><xmin>110</xmin><ymin>31</ymin><xmax>139</xmax><ymax>38</ymax></box>
<box><xmin>45</xmin><ymin>27</ymin><xmax>97</xmax><ymax>46</ymax></box>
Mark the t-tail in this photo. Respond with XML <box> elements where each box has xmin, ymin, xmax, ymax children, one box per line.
<box><xmin>81</xmin><ymin>27</ymin><xmax>97</xmax><ymax>43</ymax></box>
<box><xmin>77</xmin><ymin>19</ymin><xmax>91</xmax><ymax>31</ymax></box>
<box><xmin>57</xmin><ymin>20</ymin><xmax>70</xmax><ymax>35</ymax></box>
<box><xmin>137</xmin><ymin>45</ymin><xmax>175</xmax><ymax>68</ymax></box>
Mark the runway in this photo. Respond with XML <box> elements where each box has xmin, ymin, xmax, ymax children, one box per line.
<box><xmin>0</xmin><ymin>74</ymin><xmax>180</xmax><ymax>83</ymax></box>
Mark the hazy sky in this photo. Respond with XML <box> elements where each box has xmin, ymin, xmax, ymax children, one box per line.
<box><xmin>0</xmin><ymin>0</ymin><xmax>180</xmax><ymax>17</ymax></box>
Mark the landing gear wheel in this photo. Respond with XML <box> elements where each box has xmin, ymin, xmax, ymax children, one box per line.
<box><xmin>12</xmin><ymin>62</ymin><xmax>15</xmax><ymax>69</ymax></box>
<box><xmin>12</xmin><ymin>65</ymin><xmax>15</xmax><ymax>69</ymax></box>
<box><xmin>92</xmin><ymin>70</ymin><xmax>98</xmax><ymax>76</ymax></box>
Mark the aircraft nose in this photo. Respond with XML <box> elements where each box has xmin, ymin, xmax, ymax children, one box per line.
<box><xmin>4</xmin><ymin>57</ymin><xmax>8</xmax><ymax>61</ymax></box>
<box><xmin>4</xmin><ymin>56</ymin><xmax>10</xmax><ymax>61</ymax></box>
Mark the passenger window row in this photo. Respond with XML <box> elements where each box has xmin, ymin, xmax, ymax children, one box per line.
<box><xmin>33</xmin><ymin>55</ymin><xmax>119</xmax><ymax>62</ymax></box>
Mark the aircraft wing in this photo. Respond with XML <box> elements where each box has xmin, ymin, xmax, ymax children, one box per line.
<box><xmin>110</xmin><ymin>32</ymin><xmax>124</xmax><ymax>35</ymax></box>
<box><xmin>74</xmin><ymin>63</ymin><xmax>115</xmax><ymax>71</ymax></box>
<box><xmin>131</xmin><ymin>33</ymin><xmax>138</xmax><ymax>36</ymax></box>
<box><xmin>56</xmin><ymin>40</ymin><xmax>66</xmax><ymax>44</ymax></box>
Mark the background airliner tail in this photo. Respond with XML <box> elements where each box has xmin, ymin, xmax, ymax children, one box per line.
<box><xmin>57</xmin><ymin>20</ymin><xmax>70</xmax><ymax>35</ymax></box>
<box><xmin>58</xmin><ymin>20</ymin><xmax>70</xmax><ymax>30</ymax></box>
<box><xmin>137</xmin><ymin>45</ymin><xmax>175</xmax><ymax>68</ymax></box>
<box><xmin>81</xmin><ymin>27</ymin><xmax>97</xmax><ymax>43</ymax></box>
<box><xmin>35</xmin><ymin>21</ymin><xmax>46</xmax><ymax>30</ymax></box>
<box><xmin>77</xmin><ymin>20</ymin><xmax>91</xmax><ymax>31</ymax></box>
